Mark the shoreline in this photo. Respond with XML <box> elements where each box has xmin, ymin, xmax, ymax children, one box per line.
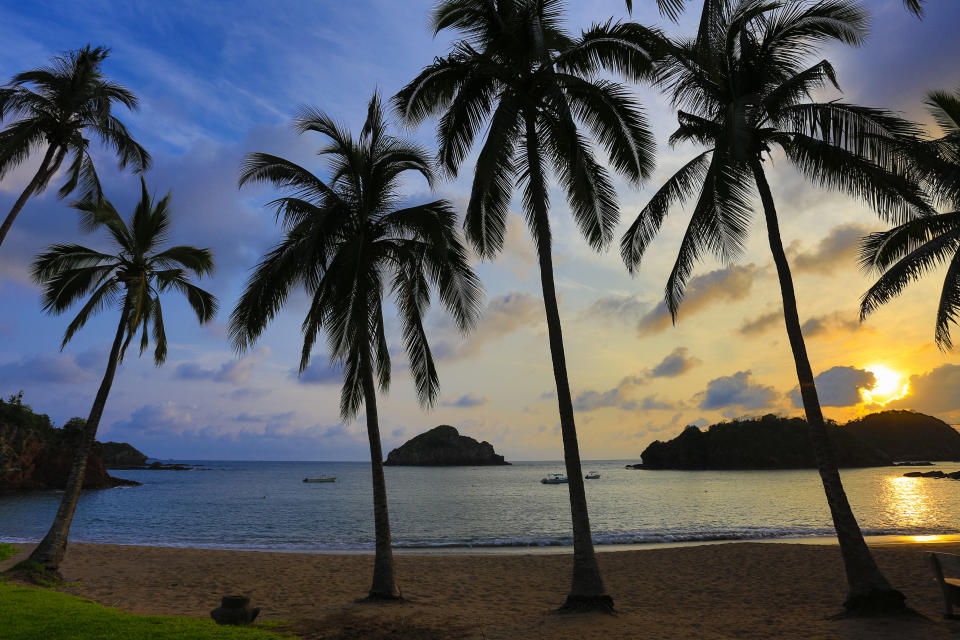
<box><xmin>3</xmin><ymin>539</ymin><xmax>960</xmax><ymax>638</ymax></box>
<box><xmin>3</xmin><ymin>532</ymin><xmax>959</xmax><ymax>556</ymax></box>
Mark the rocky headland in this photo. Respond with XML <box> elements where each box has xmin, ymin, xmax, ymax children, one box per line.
<box><xmin>0</xmin><ymin>399</ymin><xmax>139</xmax><ymax>492</ymax></box>
<box><xmin>384</xmin><ymin>425</ymin><xmax>509</xmax><ymax>466</ymax></box>
<box><xmin>99</xmin><ymin>441</ymin><xmax>201</xmax><ymax>471</ymax></box>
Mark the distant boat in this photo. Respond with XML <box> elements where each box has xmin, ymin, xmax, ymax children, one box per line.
<box><xmin>303</xmin><ymin>476</ymin><xmax>336</xmax><ymax>483</ymax></box>
<box><xmin>541</xmin><ymin>473</ymin><xmax>568</xmax><ymax>484</ymax></box>
<box><xmin>585</xmin><ymin>471</ymin><xmax>600</xmax><ymax>479</ymax></box>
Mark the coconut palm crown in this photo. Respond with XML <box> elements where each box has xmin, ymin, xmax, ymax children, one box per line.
<box><xmin>394</xmin><ymin>0</ymin><xmax>660</xmax><ymax>611</ymax></box>
<box><xmin>230</xmin><ymin>93</ymin><xmax>482</xmax><ymax>599</ymax></box>
<box><xmin>0</xmin><ymin>46</ymin><xmax>150</xmax><ymax>250</ymax></box>
<box><xmin>861</xmin><ymin>86</ymin><xmax>960</xmax><ymax>349</ymax></box>
<box><xmin>621</xmin><ymin>0</ymin><xmax>930</xmax><ymax>613</ymax></box>
<box><xmin>26</xmin><ymin>178</ymin><xmax>216</xmax><ymax>572</ymax></box>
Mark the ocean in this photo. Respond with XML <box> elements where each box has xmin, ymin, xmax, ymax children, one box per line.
<box><xmin>1</xmin><ymin>460</ymin><xmax>958</xmax><ymax>551</ymax></box>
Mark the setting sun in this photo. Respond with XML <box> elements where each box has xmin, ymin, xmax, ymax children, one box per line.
<box><xmin>861</xmin><ymin>365</ymin><xmax>911</xmax><ymax>406</ymax></box>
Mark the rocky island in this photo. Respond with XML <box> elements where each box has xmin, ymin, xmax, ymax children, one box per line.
<box><xmin>631</xmin><ymin>410</ymin><xmax>960</xmax><ymax>470</ymax></box>
<box><xmin>384</xmin><ymin>425</ymin><xmax>509</xmax><ymax>466</ymax></box>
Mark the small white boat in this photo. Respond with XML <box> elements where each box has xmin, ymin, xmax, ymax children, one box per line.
<box><xmin>541</xmin><ymin>473</ymin><xmax>568</xmax><ymax>484</ymax></box>
<box><xmin>585</xmin><ymin>471</ymin><xmax>600</xmax><ymax>479</ymax></box>
<box><xmin>303</xmin><ymin>476</ymin><xmax>336</xmax><ymax>483</ymax></box>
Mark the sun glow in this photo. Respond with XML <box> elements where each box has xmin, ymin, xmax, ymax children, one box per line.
<box><xmin>861</xmin><ymin>364</ymin><xmax>910</xmax><ymax>406</ymax></box>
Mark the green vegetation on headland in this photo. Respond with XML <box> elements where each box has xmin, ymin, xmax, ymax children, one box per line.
<box><xmin>0</xmin><ymin>582</ymin><xmax>287</xmax><ymax>640</ymax></box>
<box><xmin>636</xmin><ymin>410</ymin><xmax>960</xmax><ymax>470</ymax></box>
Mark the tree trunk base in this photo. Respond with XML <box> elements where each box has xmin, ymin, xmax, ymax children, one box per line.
<box><xmin>842</xmin><ymin>588</ymin><xmax>909</xmax><ymax>616</ymax></box>
<box><xmin>5</xmin><ymin>560</ymin><xmax>63</xmax><ymax>586</ymax></box>
<box><xmin>560</xmin><ymin>594</ymin><xmax>614</xmax><ymax>613</ymax></box>
<box><xmin>362</xmin><ymin>590</ymin><xmax>403</xmax><ymax>602</ymax></box>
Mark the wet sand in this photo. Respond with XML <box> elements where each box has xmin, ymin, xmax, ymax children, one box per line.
<box><xmin>3</xmin><ymin>540</ymin><xmax>960</xmax><ymax>639</ymax></box>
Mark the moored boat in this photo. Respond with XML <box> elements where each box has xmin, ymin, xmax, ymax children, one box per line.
<box><xmin>303</xmin><ymin>476</ymin><xmax>336</xmax><ymax>483</ymax></box>
<box><xmin>585</xmin><ymin>471</ymin><xmax>600</xmax><ymax>479</ymax></box>
<box><xmin>540</xmin><ymin>473</ymin><xmax>568</xmax><ymax>484</ymax></box>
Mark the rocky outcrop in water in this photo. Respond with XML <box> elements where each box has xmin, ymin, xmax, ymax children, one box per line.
<box><xmin>100</xmin><ymin>441</ymin><xmax>149</xmax><ymax>469</ymax></box>
<box><xmin>384</xmin><ymin>425</ymin><xmax>509</xmax><ymax>466</ymax></box>
<box><xmin>636</xmin><ymin>414</ymin><xmax>891</xmax><ymax>470</ymax></box>
<box><xmin>0</xmin><ymin>399</ymin><xmax>139</xmax><ymax>492</ymax></box>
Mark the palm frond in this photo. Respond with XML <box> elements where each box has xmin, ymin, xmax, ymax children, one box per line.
<box><xmin>621</xmin><ymin>150</ymin><xmax>713</xmax><ymax>272</ymax></box>
<box><xmin>464</xmin><ymin>98</ymin><xmax>521</xmax><ymax>259</ymax></box>
<box><xmin>925</xmin><ymin>88</ymin><xmax>960</xmax><ymax>134</ymax></box>
<box><xmin>556</xmin><ymin>20</ymin><xmax>662</xmax><ymax>83</ymax></box>
<box><xmin>860</xmin><ymin>226</ymin><xmax>960</xmax><ymax>320</ymax></box>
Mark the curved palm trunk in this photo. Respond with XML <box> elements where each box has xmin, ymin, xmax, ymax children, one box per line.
<box><xmin>524</xmin><ymin>114</ymin><xmax>611</xmax><ymax>611</ymax></box>
<box><xmin>751</xmin><ymin>160</ymin><xmax>905</xmax><ymax>613</ymax></box>
<box><xmin>0</xmin><ymin>145</ymin><xmax>57</xmax><ymax>251</ymax></box>
<box><xmin>361</xmin><ymin>356</ymin><xmax>400</xmax><ymax>600</ymax></box>
<box><xmin>27</xmin><ymin>302</ymin><xmax>129</xmax><ymax>572</ymax></box>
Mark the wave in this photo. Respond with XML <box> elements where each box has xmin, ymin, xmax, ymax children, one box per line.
<box><xmin>4</xmin><ymin>525</ymin><xmax>955</xmax><ymax>553</ymax></box>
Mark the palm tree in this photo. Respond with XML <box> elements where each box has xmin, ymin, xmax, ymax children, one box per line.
<box><xmin>230</xmin><ymin>93</ymin><xmax>482</xmax><ymax>600</ymax></box>
<box><xmin>25</xmin><ymin>178</ymin><xmax>216</xmax><ymax>572</ymax></box>
<box><xmin>394</xmin><ymin>0</ymin><xmax>659</xmax><ymax>610</ymax></box>
<box><xmin>861</xmin><ymin>86</ymin><xmax>960</xmax><ymax>349</ymax></box>
<box><xmin>0</xmin><ymin>45</ymin><xmax>150</xmax><ymax>250</ymax></box>
<box><xmin>621</xmin><ymin>0</ymin><xmax>930</xmax><ymax>613</ymax></box>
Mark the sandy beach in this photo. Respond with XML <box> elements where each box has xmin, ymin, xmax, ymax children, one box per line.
<box><xmin>3</xmin><ymin>540</ymin><xmax>960</xmax><ymax>639</ymax></box>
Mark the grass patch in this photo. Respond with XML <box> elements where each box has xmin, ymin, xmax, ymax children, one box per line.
<box><xmin>0</xmin><ymin>581</ymin><xmax>290</xmax><ymax>639</ymax></box>
<box><xmin>0</xmin><ymin>543</ymin><xmax>18</xmax><ymax>563</ymax></box>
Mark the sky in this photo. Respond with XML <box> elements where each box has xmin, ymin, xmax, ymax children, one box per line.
<box><xmin>1</xmin><ymin>0</ymin><xmax>959</xmax><ymax>462</ymax></box>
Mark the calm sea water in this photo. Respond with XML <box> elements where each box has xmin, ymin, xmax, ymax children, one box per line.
<box><xmin>1</xmin><ymin>461</ymin><xmax>958</xmax><ymax>551</ymax></box>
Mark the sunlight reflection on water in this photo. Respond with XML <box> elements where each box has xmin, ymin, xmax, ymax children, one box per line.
<box><xmin>880</xmin><ymin>476</ymin><xmax>939</xmax><ymax>529</ymax></box>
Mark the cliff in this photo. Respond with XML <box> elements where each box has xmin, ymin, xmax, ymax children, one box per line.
<box><xmin>0</xmin><ymin>399</ymin><xmax>139</xmax><ymax>493</ymax></box>
<box><xmin>638</xmin><ymin>414</ymin><xmax>891</xmax><ymax>470</ymax></box>
<box><xmin>844</xmin><ymin>410</ymin><xmax>960</xmax><ymax>462</ymax></box>
<box><xmin>384</xmin><ymin>425</ymin><xmax>510</xmax><ymax>466</ymax></box>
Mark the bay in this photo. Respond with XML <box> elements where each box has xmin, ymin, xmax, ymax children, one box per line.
<box><xmin>1</xmin><ymin>460</ymin><xmax>958</xmax><ymax>551</ymax></box>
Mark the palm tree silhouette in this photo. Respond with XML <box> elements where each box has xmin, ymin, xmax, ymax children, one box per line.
<box><xmin>861</xmin><ymin>86</ymin><xmax>960</xmax><ymax>349</ymax></box>
<box><xmin>26</xmin><ymin>178</ymin><xmax>216</xmax><ymax>572</ymax></box>
<box><xmin>621</xmin><ymin>0</ymin><xmax>930</xmax><ymax>613</ymax></box>
<box><xmin>395</xmin><ymin>0</ymin><xmax>660</xmax><ymax>610</ymax></box>
<box><xmin>0</xmin><ymin>46</ymin><xmax>150</xmax><ymax>250</ymax></box>
<box><xmin>231</xmin><ymin>93</ymin><xmax>482</xmax><ymax>600</ymax></box>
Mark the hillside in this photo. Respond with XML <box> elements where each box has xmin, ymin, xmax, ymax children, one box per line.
<box><xmin>844</xmin><ymin>410</ymin><xmax>960</xmax><ymax>461</ymax></box>
<box><xmin>638</xmin><ymin>414</ymin><xmax>892</xmax><ymax>470</ymax></box>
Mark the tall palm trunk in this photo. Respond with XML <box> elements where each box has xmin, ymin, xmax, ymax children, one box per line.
<box><xmin>524</xmin><ymin>113</ymin><xmax>611</xmax><ymax>611</ymax></box>
<box><xmin>0</xmin><ymin>144</ymin><xmax>57</xmax><ymax>250</ymax></box>
<box><xmin>751</xmin><ymin>159</ymin><xmax>905</xmax><ymax>612</ymax></box>
<box><xmin>361</xmin><ymin>352</ymin><xmax>400</xmax><ymax>600</ymax></box>
<box><xmin>27</xmin><ymin>302</ymin><xmax>129</xmax><ymax>572</ymax></box>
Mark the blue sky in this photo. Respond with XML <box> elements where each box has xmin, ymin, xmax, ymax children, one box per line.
<box><xmin>1</xmin><ymin>0</ymin><xmax>960</xmax><ymax>461</ymax></box>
